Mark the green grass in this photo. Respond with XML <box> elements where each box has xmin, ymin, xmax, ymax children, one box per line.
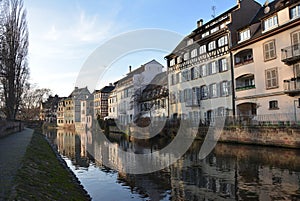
<box><xmin>10</xmin><ymin>131</ymin><xmax>91</xmax><ymax>201</ymax></box>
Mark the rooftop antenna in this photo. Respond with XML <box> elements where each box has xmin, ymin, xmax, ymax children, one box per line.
<box><xmin>211</xmin><ymin>6</ymin><xmax>216</xmax><ymax>18</ymax></box>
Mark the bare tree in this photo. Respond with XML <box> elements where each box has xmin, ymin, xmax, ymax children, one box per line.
<box><xmin>0</xmin><ymin>0</ymin><xmax>29</xmax><ymax>120</ymax></box>
<box><xmin>18</xmin><ymin>83</ymin><xmax>50</xmax><ymax>121</ymax></box>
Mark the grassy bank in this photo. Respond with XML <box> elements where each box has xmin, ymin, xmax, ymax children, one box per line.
<box><xmin>10</xmin><ymin>131</ymin><xmax>91</xmax><ymax>201</ymax></box>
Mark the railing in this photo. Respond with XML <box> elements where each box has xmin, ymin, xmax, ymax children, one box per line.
<box><xmin>281</xmin><ymin>43</ymin><xmax>300</xmax><ymax>64</ymax></box>
<box><xmin>224</xmin><ymin>113</ymin><xmax>298</xmax><ymax>127</ymax></box>
<box><xmin>236</xmin><ymin>85</ymin><xmax>255</xmax><ymax>91</ymax></box>
<box><xmin>283</xmin><ymin>78</ymin><xmax>300</xmax><ymax>95</ymax></box>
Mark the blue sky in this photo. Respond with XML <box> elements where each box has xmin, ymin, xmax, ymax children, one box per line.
<box><xmin>24</xmin><ymin>0</ymin><xmax>265</xmax><ymax>96</ymax></box>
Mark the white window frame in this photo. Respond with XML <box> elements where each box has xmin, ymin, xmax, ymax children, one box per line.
<box><xmin>218</xmin><ymin>36</ymin><xmax>228</xmax><ymax>47</ymax></box>
<box><xmin>238</xmin><ymin>28</ymin><xmax>250</xmax><ymax>42</ymax></box>
<box><xmin>191</xmin><ymin>48</ymin><xmax>198</xmax><ymax>58</ymax></box>
<box><xmin>199</xmin><ymin>45</ymin><xmax>206</xmax><ymax>54</ymax></box>
<box><xmin>209</xmin><ymin>83</ymin><xmax>218</xmax><ymax>98</ymax></box>
<box><xmin>220</xmin><ymin>81</ymin><xmax>229</xmax><ymax>96</ymax></box>
<box><xmin>290</xmin><ymin>4</ymin><xmax>300</xmax><ymax>19</ymax></box>
<box><xmin>219</xmin><ymin>58</ymin><xmax>228</xmax><ymax>72</ymax></box>
<box><xmin>208</xmin><ymin>41</ymin><xmax>216</xmax><ymax>51</ymax></box>
<box><xmin>263</xmin><ymin>15</ymin><xmax>278</xmax><ymax>31</ymax></box>
<box><xmin>184</xmin><ymin>52</ymin><xmax>189</xmax><ymax>61</ymax></box>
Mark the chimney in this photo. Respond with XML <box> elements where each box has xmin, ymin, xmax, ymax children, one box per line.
<box><xmin>197</xmin><ymin>19</ymin><xmax>203</xmax><ymax>28</ymax></box>
<box><xmin>109</xmin><ymin>83</ymin><xmax>113</xmax><ymax>86</ymax></box>
<box><xmin>129</xmin><ymin>65</ymin><xmax>132</xmax><ymax>73</ymax></box>
<box><xmin>237</xmin><ymin>0</ymin><xmax>241</xmax><ymax>5</ymax></box>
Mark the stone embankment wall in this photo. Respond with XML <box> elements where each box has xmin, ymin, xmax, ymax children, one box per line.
<box><xmin>218</xmin><ymin>127</ymin><xmax>300</xmax><ymax>148</ymax></box>
<box><xmin>0</xmin><ymin>120</ymin><xmax>24</xmax><ymax>137</ymax></box>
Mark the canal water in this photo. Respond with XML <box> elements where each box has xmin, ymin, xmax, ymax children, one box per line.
<box><xmin>43</xmin><ymin>129</ymin><xmax>300</xmax><ymax>201</ymax></box>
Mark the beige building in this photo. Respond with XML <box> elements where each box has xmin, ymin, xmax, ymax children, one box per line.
<box><xmin>57</xmin><ymin>87</ymin><xmax>93</xmax><ymax>128</ymax></box>
<box><xmin>232</xmin><ymin>0</ymin><xmax>300</xmax><ymax>123</ymax></box>
<box><xmin>165</xmin><ymin>0</ymin><xmax>261</xmax><ymax>125</ymax></box>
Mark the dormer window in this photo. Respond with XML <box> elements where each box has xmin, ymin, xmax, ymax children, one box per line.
<box><xmin>290</xmin><ymin>4</ymin><xmax>300</xmax><ymax>19</ymax></box>
<box><xmin>263</xmin><ymin>15</ymin><xmax>278</xmax><ymax>31</ymax></box>
<box><xmin>202</xmin><ymin>31</ymin><xmax>209</xmax><ymax>38</ymax></box>
<box><xmin>184</xmin><ymin>52</ymin><xmax>189</xmax><ymax>61</ymax></box>
<box><xmin>187</xmin><ymin>38</ymin><xmax>193</xmax><ymax>46</ymax></box>
<box><xmin>238</xmin><ymin>28</ymin><xmax>250</xmax><ymax>42</ymax></box>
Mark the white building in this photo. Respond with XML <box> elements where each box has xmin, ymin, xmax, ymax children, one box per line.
<box><xmin>114</xmin><ymin>60</ymin><xmax>164</xmax><ymax>125</ymax></box>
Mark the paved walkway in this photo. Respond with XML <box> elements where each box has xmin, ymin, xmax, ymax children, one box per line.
<box><xmin>0</xmin><ymin>128</ymin><xmax>33</xmax><ymax>200</ymax></box>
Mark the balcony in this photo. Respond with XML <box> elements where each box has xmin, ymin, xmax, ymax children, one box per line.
<box><xmin>283</xmin><ymin>78</ymin><xmax>300</xmax><ymax>96</ymax></box>
<box><xmin>234</xmin><ymin>49</ymin><xmax>253</xmax><ymax>67</ymax></box>
<box><xmin>235</xmin><ymin>74</ymin><xmax>255</xmax><ymax>91</ymax></box>
<box><xmin>281</xmin><ymin>44</ymin><xmax>300</xmax><ymax>65</ymax></box>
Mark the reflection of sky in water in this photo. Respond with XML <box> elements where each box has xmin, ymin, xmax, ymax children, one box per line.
<box><xmin>45</xmin><ymin>129</ymin><xmax>300</xmax><ymax>201</ymax></box>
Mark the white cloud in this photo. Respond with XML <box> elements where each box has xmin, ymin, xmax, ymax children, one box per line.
<box><xmin>26</xmin><ymin>2</ymin><xmax>124</xmax><ymax>96</ymax></box>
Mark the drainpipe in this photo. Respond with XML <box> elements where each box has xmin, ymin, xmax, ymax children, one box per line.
<box><xmin>230</xmin><ymin>52</ymin><xmax>236</xmax><ymax>116</ymax></box>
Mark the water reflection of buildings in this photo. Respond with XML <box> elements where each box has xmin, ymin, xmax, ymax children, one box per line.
<box><xmin>55</xmin><ymin>129</ymin><xmax>92</xmax><ymax>168</ymax></box>
<box><xmin>47</xmin><ymin>129</ymin><xmax>300</xmax><ymax>200</ymax></box>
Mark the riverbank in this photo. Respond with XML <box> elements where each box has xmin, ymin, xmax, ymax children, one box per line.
<box><xmin>9</xmin><ymin>130</ymin><xmax>91</xmax><ymax>200</ymax></box>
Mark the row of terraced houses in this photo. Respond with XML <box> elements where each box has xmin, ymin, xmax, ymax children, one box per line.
<box><xmin>41</xmin><ymin>0</ymin><xmax>300</xmax><ymax>129</ymax></box>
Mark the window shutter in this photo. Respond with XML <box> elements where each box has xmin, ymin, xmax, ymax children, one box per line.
<box><xmin>295</xmin><ymin>63</ymin><xmax>300</xmax><ymax>77</ymax></box>
<box><xmin>292</xmin><ymin>32</ymin><xmax>300</xmax><ymax>45</ymax></box>
<box><xmin>264</xmin><ymin>43</ymin><xmax>270</xmax><ymax>60</ymax></box>
<box><xmin>269</xmin><ymin>41</ymin><xmax>275</xmax><ymax>58</ymax></box>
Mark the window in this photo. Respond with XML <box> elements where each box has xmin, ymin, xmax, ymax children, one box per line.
<box><xmin>187</xmin><ymin>38</ymin><xmax>193</xmax><ymax>46</ymax></box>
<box><xmin>200</xmin><ymin>85</ymin><xmax>208</xmax><ymax>99</ymax></box>
<box><xmin>209</xmin><ymin>83</ymin><xmax>218</xmax><ymax>98</ymax></box>
<box><xmin>184</xmin><ymin>88</ymin><xmax>193</xmax><ymax>106</ymax></box>
<box><xmin>192</xmin><ymin>87</ymin><xmax>201</xmax><ymax>106</ymax></box>
<box><xmin>191</xmin><ymin>49</ymin><xmax>197</xmax><ymax>58</ymax></box>
<box><xmin>220</xmin><ymin>81</ymin><xmax>229</xmax><ymax>96</ymax></box>
<box><xmin>191</xmin><ymin>67</ymin><xmax>200</xmax><ymax>80</ymax></box>
<box><xmin>170</xmin><ymin>59</ymin><xmax>175</xmax><ymax>66</ymax></box>
<box><xmin>265</xmin><ymin>68</ymin><xmax>278</xmax><ymax>89</ymax></box>
<box><xmin>218</xmin><ymin>36</ymin><xmax>228</xmax><ymax>47</ymax></box>
<box><xmin>184</xmin><ymin>52</ymin><xmax>189</xmax><ymax>61</ymax></box>
<box><xmin>219</xmin><ymin>58</ymin><xmax>228</xmax><ymax>72</ymax></box>
<box><xmin>208</xmin><ymin>41</ymin><xmax>216</xmax><ymax>51</ymax></box>
<box><xmin>177</xmin><ymin>56</ymin><xmax>182</xmax><ymax>64</ymax></box>
<box><xmin>192</xmin><ymin>66</ymin><xmax>200</xmax><ymax>79</ymax></box>
<box><xmin>211</xmin><ymin>26</ymin><xmax>219</xmax><ymax>33</ymax></box>
<box><xmin>263</xmin><ymin>15</ymin><xmax>278</xmax><ymax>31</ymax></box>
<box><xmin>264</xmin><ymin>40</ymin><xmax>276</xmax><ymax>61</ymax></box>
<box><xmin>201</xmin><ymin>65</ymin><xmax>207</xmax><ymax>77</ymax></box>
<box><xmin>199</xmin><ymin>45</ymin><xmax>206</xmax><ymax>54</ymax></box>
<box><xmin>290</xmin><ymin>5</ymin><xmax>300</xmax><ymax>19</ymax></box>
<box><xmin>202</xmin><ymin>31</ymin><xmax>209</xmax><ymax>38</ymax></box>
<box><xmin>292</xmin><ymin>31</ymin><xmax>300</xmax><ymax>53</ymax></box>
<box><xmin>238</xmin><ymin>28</ymin><xmax>250</xmax><ymax>42</ymax></box>
<box><xmin>269</xmin><ymin>100</ymin><xmax>279</xmax><ymax>109</ymax></box>
<box><xmin>209</xmin><ymin>61</ymin><xmax>218</xmax><ymax>74</ymax></box>
<box><xmin>182</xmin><ymin>70</ymin><xmax>191</xmax><ymax>81</ymax></box>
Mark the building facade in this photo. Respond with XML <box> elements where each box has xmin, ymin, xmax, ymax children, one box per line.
<box><xmin>56</xmin><ymin>87</ymin><xmax>93</xmax><ymax>128</ymax></box>
<box><xmin>40</xmin><ymin>95</ymin><xmax>60</xmax><ymax>123</ymax></box>
<box><xmin>114</xmin><ymin>59</ymin><xmax>164</xmax><ymax>125</ymax></box>
<box><xmin>165</xmin><ymin>0</ymin><xmax>261</xmax><ymax>125</ymax></box>
<box><xmin>139</xmin><ymin>71</ymin><xmax>169</xmax><ymax>120</ymax></box>
<box><xmin>232</xmin><ymin>0</ymin><xmax>300</xmax><ymax>123</ymax></box>
<box><xmin>93</xmin><ymin>85</ymin><xmax>115</xmax><ymax>119</ymax></box>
